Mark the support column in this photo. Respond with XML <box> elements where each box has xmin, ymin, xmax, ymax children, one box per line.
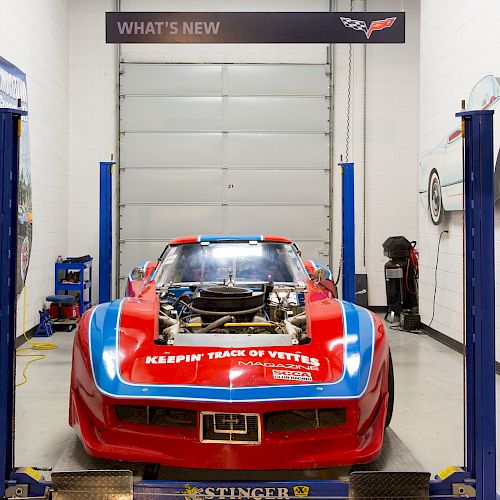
<box><xmin>99</xmin><ymin>161</ymin><xmax>115</xmax><ymax>304</ymax></box>
<box><xmin>456</xmin><ymin>108</ymin><xmax>496</xmax><ymax>500</ymax></box>
<box><xmin>339</xmin><ymin>161</ymin><xmax>355</xmax><ymax>303</ymax></box>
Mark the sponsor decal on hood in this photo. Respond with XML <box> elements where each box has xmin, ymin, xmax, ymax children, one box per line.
<box><xmin>144</xmin><ymin>349</ymin><xmax>320</xmax><ymax>366</ymax></box>
<box><xmin>272</xmin><ymin>370</ymin><xmax>312</xmax><ymax>382</ymax></box>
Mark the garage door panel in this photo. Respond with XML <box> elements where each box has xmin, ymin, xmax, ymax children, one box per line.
<box><xmin>223</xmin><ymin>169</ymin><xmax>328</xmax><ymax>204</ymax></box>
<box><xmin>293</xmin><ymin>240</ymin><xmax>331</xmax><ymax>263</ymax></box>
<box><xmin>225</xmin><ymin>65</ymin><xmax>329</xmax><ymax>96</ymax></box>
<box><xmin>122</xmin><ymin>97</ymin><xmax>223</xmax><ymax>132</ymax></box>
<box><xmin>225</xmin><ymin>205</ymin><xmax>329</xmax><ymax>242</ymax></box>
<box><xmin>120</xmin><ymin>205</ymin><xmax>224</xmax><ymax>240</ymax></box>
<box><xmin>225</xmin><ymin>133</ymin><xmax>328</xmax><ymax>167</ymax></box>
<box><xmin>121</xmin><ymin>168</ymin><xmax>222</xmax><ymax>204</ymax></box>
<box><xmin>119</xmin><ymin>240</ymin><xmax>166</xmax><ymax>277</ymax></box>
<box><xmin>121</xmin><ymin>133</ymin><xmax>223</xmax><ymax>167</ymax></box>
<box><xmin>226</xmin><ymin>97</ymin><xmax>329</xmax><ymax>132</ymax></box>
<box><xmin>121</xmin><ymin>64</ymin><xmax>222</xmax><ymax>95</ymax></box>
<box><xmin>119</xmin><ymin>63</ymin><xmax>331</xmax><ymax>288</ymax></box>
<box><xmin>119</xmin><ymin>277</ymin><xmax>130</xmax><ymax>296</ymax></box>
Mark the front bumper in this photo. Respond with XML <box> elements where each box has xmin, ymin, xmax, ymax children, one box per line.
<box><xmin>70</xmin><ymin>306</ymin><xmax>389</xmax><ymax>470</ymax></box>
<box><xmin>70</xmin><ymin>390</ymin><xmax>387</xmax><ymax>470</ymax></box>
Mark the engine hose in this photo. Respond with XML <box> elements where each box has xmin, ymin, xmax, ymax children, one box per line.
<box><xmin>190</xmin><ymin>304</ymin><xmax>264</xmax><ymax>317</ymax></box>
<box><xmin>200</xmin><ymin>315</ymin><xmax>236</xmax><ymax>333</ymax></box>
<box><xmin>159</xmin><ymin>315</ymin><xmax>178</xmax><ymax>327</ymax></box>
<box><xmin>289</xmin><ymin>313</ymin><xmax>307</xmax><ymax>327</ymax></box>
<box><xmin>172</xmin><ymin>294</ymin><xmax>190</xmax><ymax>307</ymax></box>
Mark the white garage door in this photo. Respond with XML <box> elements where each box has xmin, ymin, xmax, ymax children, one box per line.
<box><xmin>119</xmin><ymin>63</ymin><xmax>331</xmax><ymax>287</ymax></box>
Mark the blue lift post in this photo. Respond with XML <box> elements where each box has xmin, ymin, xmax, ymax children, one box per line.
<box><xmin>457</xmin><ymin>108</ymin><xmax>497</xmax><ymax>499</ymax></box>
<box><xmin>99</xmin><ymin>161</ymin><xmax>115</xmax><ymax>304</ymax></box>
<box><xmin>340</xmin><ymin>161</ymin><xmax>356</xmax><ymax>303</ymax></box>
<box><xmin>0</xmin><ymin>108</ymin><xmax>25</xmax><ymax>498</ymax></box>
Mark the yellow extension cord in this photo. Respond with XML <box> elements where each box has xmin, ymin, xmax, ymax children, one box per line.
<box><xmin>16</xmin><ymin>286</ymin><xmax>57</xmax><ymax>387</ymax></box>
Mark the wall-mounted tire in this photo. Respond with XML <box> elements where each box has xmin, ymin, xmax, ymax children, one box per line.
<box><xmin>428</xmin><ymin>170</ymin><xmax>443</xmax><ymax>225</ymax></box>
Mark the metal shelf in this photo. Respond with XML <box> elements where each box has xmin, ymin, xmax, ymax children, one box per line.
<box><xmin>57</xmin><ymin>281</ymin><xmax>91</xmax><ymax>291</ymax></box>
<box><xmin>55</xmin><ymin>259</ymin><xmax>93</xmax><ymax>314</ymax></box>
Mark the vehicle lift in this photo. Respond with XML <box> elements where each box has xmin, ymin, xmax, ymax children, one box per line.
<box><xmin>99</xmin><ymin>159</ymin><xmax>115</xmax><ymax>305</ymax></box>
<box><xmin>0</xmin><ymin>97</ymin><xmax>498</xmax><ymax>499</ymax></box>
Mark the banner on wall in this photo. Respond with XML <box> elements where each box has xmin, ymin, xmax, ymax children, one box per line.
<box><xmin>419</xmin><ymin>75</ymin><xmax>500</xmax><ymax>225</ymax></box>
<box><xmin>0</xmin><ymin>56</ymin><xmax>32</xmax><ymax>294</ymax></box>
<box><xmin>106</xmin><ymin>12</ymin><xmax>405</xmax><ymax>44</ymax></box>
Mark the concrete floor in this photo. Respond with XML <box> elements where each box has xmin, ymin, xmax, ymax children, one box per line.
<box><xmin>13</xmin><ymin>324</ymin><xmax>499</xmax><ymax>486</ymax></box>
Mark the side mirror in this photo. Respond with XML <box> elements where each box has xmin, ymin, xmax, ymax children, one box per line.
<box><xmin>312</xmin><ymin>268</ymin><xmax>328</xmax><ymax>282</ymax></box>
<box><xmin>130</xmin><ymin>266</ymin><xmax>145</xmax><ymax>281</ymax></box>
<box><xmin>304</xmin><ymin>260</ymin><xmax>332</xmax><ymax>281</ymax></box>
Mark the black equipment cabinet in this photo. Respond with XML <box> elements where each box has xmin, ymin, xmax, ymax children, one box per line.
<box><xmin>383</xmin><ymin>236</ymin><xmax>418</xmax><ymax>318</ymax></box>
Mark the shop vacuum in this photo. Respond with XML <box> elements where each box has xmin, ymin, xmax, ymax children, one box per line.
<box><xmin>383</xmin><ymin>236</ymin><xmax>420</xmax><ymax>331</ymax></box>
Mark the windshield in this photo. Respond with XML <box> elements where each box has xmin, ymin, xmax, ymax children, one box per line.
<box><xmin>154</xmin><ymin>241</ymin><xmax>308</xmax><ymax>287</ymax></box>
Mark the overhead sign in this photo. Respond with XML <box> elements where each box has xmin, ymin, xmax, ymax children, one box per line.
<box><xmin>106</xmin><ymin>12</ymin><xmax>405</xmax><ymax>44</ymax></box>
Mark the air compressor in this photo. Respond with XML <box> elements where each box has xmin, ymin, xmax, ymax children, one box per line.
<box><xmin>382</xmin><ymin>236</ymin><xmax>419</xmax><ymax>325</ymax></box>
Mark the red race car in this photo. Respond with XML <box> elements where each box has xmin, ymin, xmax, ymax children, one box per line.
<box><xmin>70</xmin><ymin>235</ymin><xmax>393</xmax><ymax>470</ymax></box>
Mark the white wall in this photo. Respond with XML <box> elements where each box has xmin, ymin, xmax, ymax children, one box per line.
<box><xmin>419</xmin><ymin>0</ymin><xmax>500</xmax><ymax>359</ymax></box>
<box><xmin>332</xmin><ymin>0</ymin><xmax>420</xmax><ymax>305</ymax></box>
<box><xmin>68</xmin><ymin>0</ymin><xmax>117</xmax><ymax>302</ymax></box>
<box><xmin>0</xmin><ymin>0</ymin><xmax>69</xmax><ymax>333</ymax></box>
<box><xmin>68</xmin><ymin>0</ymin><xmax>420</xmax><ymax>306</ymax></box>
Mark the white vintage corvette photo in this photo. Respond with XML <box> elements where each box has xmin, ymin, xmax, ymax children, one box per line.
<box><xmin>419</xmin><ymin>75</ymin><xmax>500</xmax><ymax>224</ymax></box>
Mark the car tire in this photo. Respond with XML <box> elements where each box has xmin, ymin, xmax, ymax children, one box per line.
<box><xmin>428</xmin><ymin>170</ymin><xmax>443</xmax><ymax>225</ymax></box>
<box><xmin>385</xmin><ymin>351</ymin><xmax>394</xmax><ymax>428</ymax></box>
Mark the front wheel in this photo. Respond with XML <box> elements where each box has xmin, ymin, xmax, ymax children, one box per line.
<box><xmin>428</xmin><ymin>170</ymin><xmax>443</xmax><ymax>225</ymax></box>
<box><xmin>385</xmin><ymin>351</ymin><xmax>394</xmax><ymax>428</ymax></box>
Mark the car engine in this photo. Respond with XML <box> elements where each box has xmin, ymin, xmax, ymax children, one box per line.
<box><xmin>157</xmin><ymin>283</ymin><xmax>308</xmax><ymax>347</ymax></box>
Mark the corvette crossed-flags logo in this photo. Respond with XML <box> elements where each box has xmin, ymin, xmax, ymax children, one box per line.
<box><xmin>340</xmin><ymin>16</ymin><xmax>397</xmax><ymax>39</ymax></box>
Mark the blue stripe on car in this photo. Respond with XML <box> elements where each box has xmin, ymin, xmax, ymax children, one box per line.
<box><xmin>198</xmin><ymin>235</ymin><xmax>263</xmax><ymax>242</ymax></box>
<box><xmin>88</xmin><ymin>299</ymin><xmax>375</xmax><ymax>402</ymax></box>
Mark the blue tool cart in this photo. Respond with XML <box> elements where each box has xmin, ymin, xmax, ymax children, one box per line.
<box><xmin>54</xmin><ymin>257</ymin><xmax>93</xmax><ymax>315</ymax></box>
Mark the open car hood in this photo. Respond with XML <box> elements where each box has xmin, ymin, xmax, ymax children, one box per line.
<box><xmin>88</xmin><ymin>294</ymin><xmax>376</xmax><ymax>403</ymax></box>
